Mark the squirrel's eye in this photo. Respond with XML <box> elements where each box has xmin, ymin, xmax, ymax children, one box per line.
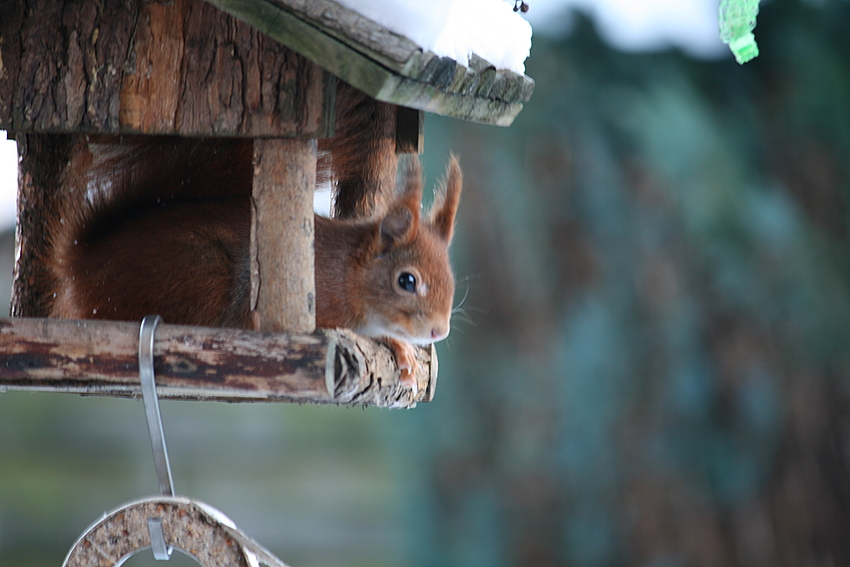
<box><xmin>398</xmin><ymin>272</ymin><xmax>417</xmax><ymax>293</ymax></box>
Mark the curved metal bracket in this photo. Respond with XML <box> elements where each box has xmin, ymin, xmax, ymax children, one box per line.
<box><xmin>62</xmin><ymin>496</ymin><xmax>292</xmax><ymax>567</ymax></box>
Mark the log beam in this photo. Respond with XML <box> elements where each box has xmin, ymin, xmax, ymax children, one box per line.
<box><xmin>0</xmin><ymin>0</ymin><xmax>334</xmax><ymax>137</ymax></box>
<box><xmin>0</xmin><ymin>318</ymin><xmax>436</xmax><ymax>408</ymax></box>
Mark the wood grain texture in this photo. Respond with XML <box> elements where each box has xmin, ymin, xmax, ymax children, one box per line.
<box><xmin>268</xmin><ymin>0</ymin><xmax>420</xmax><ymax>68</ymax></box>
<box><xmin>205</xmin><ymin>0</ymin><xmax>533</xmax><ymax>125</ymax></box>
<box><xmin>266</xmin><ymin>0</ymin><xmax>534</xmax><ymax>107</ymax></box>
<box><xmin>251</xmin><ymin>138</ymin><xmax>317</xmax><ymax>334</ymax></box>
<box><xmin>0</xmin><ymin>318</ymin><xmax>435</xmax><ymax>408</ymax></box>
<box><xmin>0</xmin><ymin>0</ymin><xmax>334</xmax><ymax>136</ymax></box>
<box><xmin>0</xmin><ymin>0</ymin><xmax>24</xmax><ymax>126</ymax></box>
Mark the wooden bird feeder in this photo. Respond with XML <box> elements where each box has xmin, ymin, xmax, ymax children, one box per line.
<box><xmin>0</xmin><ymin>0</ymin><xmax>534</xmax><ymax>408</ymax></box>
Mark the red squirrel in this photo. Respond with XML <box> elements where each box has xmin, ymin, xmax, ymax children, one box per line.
<box><xmin>45</xmin><ymin>135</ymin><xmax>462</xmax><ymax>380</ymax></box>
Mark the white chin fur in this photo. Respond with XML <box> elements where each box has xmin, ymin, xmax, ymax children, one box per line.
<box><xmin>355</xmin><ymin>318</ymin><xmax>437</xmax><ymax>346</ymax></box>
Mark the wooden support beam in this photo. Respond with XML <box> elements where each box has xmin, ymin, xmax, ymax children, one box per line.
<box><xmin>251</xmin><ymin>138</ymin><xmax>317</xmax><ymax>334</ymax></box>
<box><xmin>0</xmin><ymin>318</ymin><xmax>436</xmax><ymax>408</ymax></box>
<box><xmin>0</xmin><ymin>0</ymin><xmax>334</xmax><ymax>137</ymax></box>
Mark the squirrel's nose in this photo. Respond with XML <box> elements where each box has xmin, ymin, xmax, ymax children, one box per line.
<box><xmin>431</xmin><ymin>327</ymin><xmax>449</xmax><ymax>341</ymax></box>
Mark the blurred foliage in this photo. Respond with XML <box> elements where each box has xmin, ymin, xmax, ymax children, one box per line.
<box><xmin>3</xmin><ymin>0</ymin><xmax>850</xmax><ymax>566</ymax></box>
<box><xmin>414</xmin><ymin>1</ymin><xmax>850</xmax><ymax>565</ymax></box>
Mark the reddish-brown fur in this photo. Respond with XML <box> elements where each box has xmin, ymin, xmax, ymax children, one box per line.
<box><xmin>317</xmin><ymin>82</ymin><xmax>399</xmax><ymax>219</ymax></box>
<box><xmin>46</xmin><ymin>133</ymin><xmax>462</xmax><ymax>373</ymax></box>
<box><xmin>49</xmin><ymin>137</ymin><xmax>255</xmax><ymax>327</ymax></box>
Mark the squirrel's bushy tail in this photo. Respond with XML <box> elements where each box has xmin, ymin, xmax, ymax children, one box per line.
<box><xmin>47</xmin><ymin>136</ymin><xmax>254</xmax><ymax>326</ymax></box>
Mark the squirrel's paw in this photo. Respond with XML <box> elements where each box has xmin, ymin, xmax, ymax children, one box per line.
<box><xmin>383</xmin><ymin>337</ymin><xmax>419</xmax><ymax>394</ymax></box>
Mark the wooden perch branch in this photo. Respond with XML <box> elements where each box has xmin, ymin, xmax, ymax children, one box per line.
<box><xmin>0</xmin><ymin>318</ymin><xmax>436</xmax><ymax>408</ymax></box>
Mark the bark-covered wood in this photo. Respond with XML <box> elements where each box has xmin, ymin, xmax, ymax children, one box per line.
<box><xmin>251</xmin><ymin>138</ymin><xmax>317</xmax><ymax>334</ymax></box>
<box><xmin>0</xmin><ymin>0</ymin><xmax>334</xmax><ymax>137</ymax></box>
<box><xmin>0</xmin><ymin>318</ymin><xmax>435</xmax><ymax>408</ymax></box>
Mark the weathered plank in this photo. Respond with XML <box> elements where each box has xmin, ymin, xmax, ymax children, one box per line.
<box><xmin>374</xmin><ymin>75</ymin><xmax>525</xmax><ymax>126</ymax></box>
<box><xmin>265</xmin><ymin>0</ymin><xmax>534</xmax><ymax>106</ymax></box>
<box><xmin>268</xmin><ymin>0</ymin><xmax>420</xmax><ymax>69</ymax></box>
<box><xmin>0</xmin><ymin>318</ymin><xmax>436</xmax><ymax>408</ymax></box>
<box><xmin>204</xmin><ymin>0</ymin><xmax>533</xmax><ymax>126</ymax></box>
<box><xmin>0</xmin><ymin>0</ymin><xmax>334</xmax><ymax>137</ymax></box>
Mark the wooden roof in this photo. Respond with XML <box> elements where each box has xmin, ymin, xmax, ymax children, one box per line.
<box><xmin>0</xmin><ymin>0</ymin><xmax>533</xmax><ymax>135</ymax></box>
<box><xmin>207</xmin><ymin>0</ymin><xmax>535</xmax><ymax>126</ymax></box>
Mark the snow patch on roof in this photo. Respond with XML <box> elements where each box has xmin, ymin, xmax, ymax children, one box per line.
<box><xmin>336</xmin><ymin>0</ymin><xmax>532</xmax><ymax>74</ymax></box>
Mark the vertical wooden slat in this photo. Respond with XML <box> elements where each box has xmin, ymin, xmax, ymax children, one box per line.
<box><xmin>251</xmin><ymin>138</ymin><xmax>317</xmax><ymax>334</ymax></box>
<box><xmin>396</xmin><ymin>106</ymin><xmax>424</xmax><ymax>154</ymax></box>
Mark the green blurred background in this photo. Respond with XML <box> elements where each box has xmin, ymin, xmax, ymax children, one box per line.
<box><xmin>3</xmin><ymin>0</ymin><xmax>850</xmax><ymax>565</ymax></box>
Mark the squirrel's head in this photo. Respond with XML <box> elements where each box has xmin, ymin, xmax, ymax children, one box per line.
<box><xmin>356</xmin><ymin>155</ymin><xmax>462</xmax><ymax>345</ymax></box>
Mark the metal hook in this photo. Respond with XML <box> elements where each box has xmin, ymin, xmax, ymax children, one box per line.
<box><xmin>139</xmin><ymin>315</ymin><xmax>174</xmax><ymax>560</ymax></box>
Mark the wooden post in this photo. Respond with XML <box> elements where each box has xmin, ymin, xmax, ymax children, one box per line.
<box><xmin>251</xmin><ymin>138</ymin><xmax>317</xmax><ymax>334</ymax></box>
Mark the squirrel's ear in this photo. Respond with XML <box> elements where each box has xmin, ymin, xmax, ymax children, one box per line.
<box><xmin>376</xmin><ymin>156</ymin><xmax>422</xmax><ymax>251</ymax></box>
<box><xmin>377</xmin><ymin>206</ymin><xmax>418</xmax><ymax>255</ymax></box>
<box><xmin>430</xmin><ymin>154</ymin><xmax>462</xmax><ymax>243</ymax></box>
<box><xmin>379</xmin><ymin>207</ymin><xmax>415</xmax><ymax>247</ymax></box>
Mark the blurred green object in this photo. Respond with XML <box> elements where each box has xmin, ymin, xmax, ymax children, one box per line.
<box><xmin>719</xmin><ymin>0</ymin><xmax>760</xmax><ymax>63</ymax></box>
